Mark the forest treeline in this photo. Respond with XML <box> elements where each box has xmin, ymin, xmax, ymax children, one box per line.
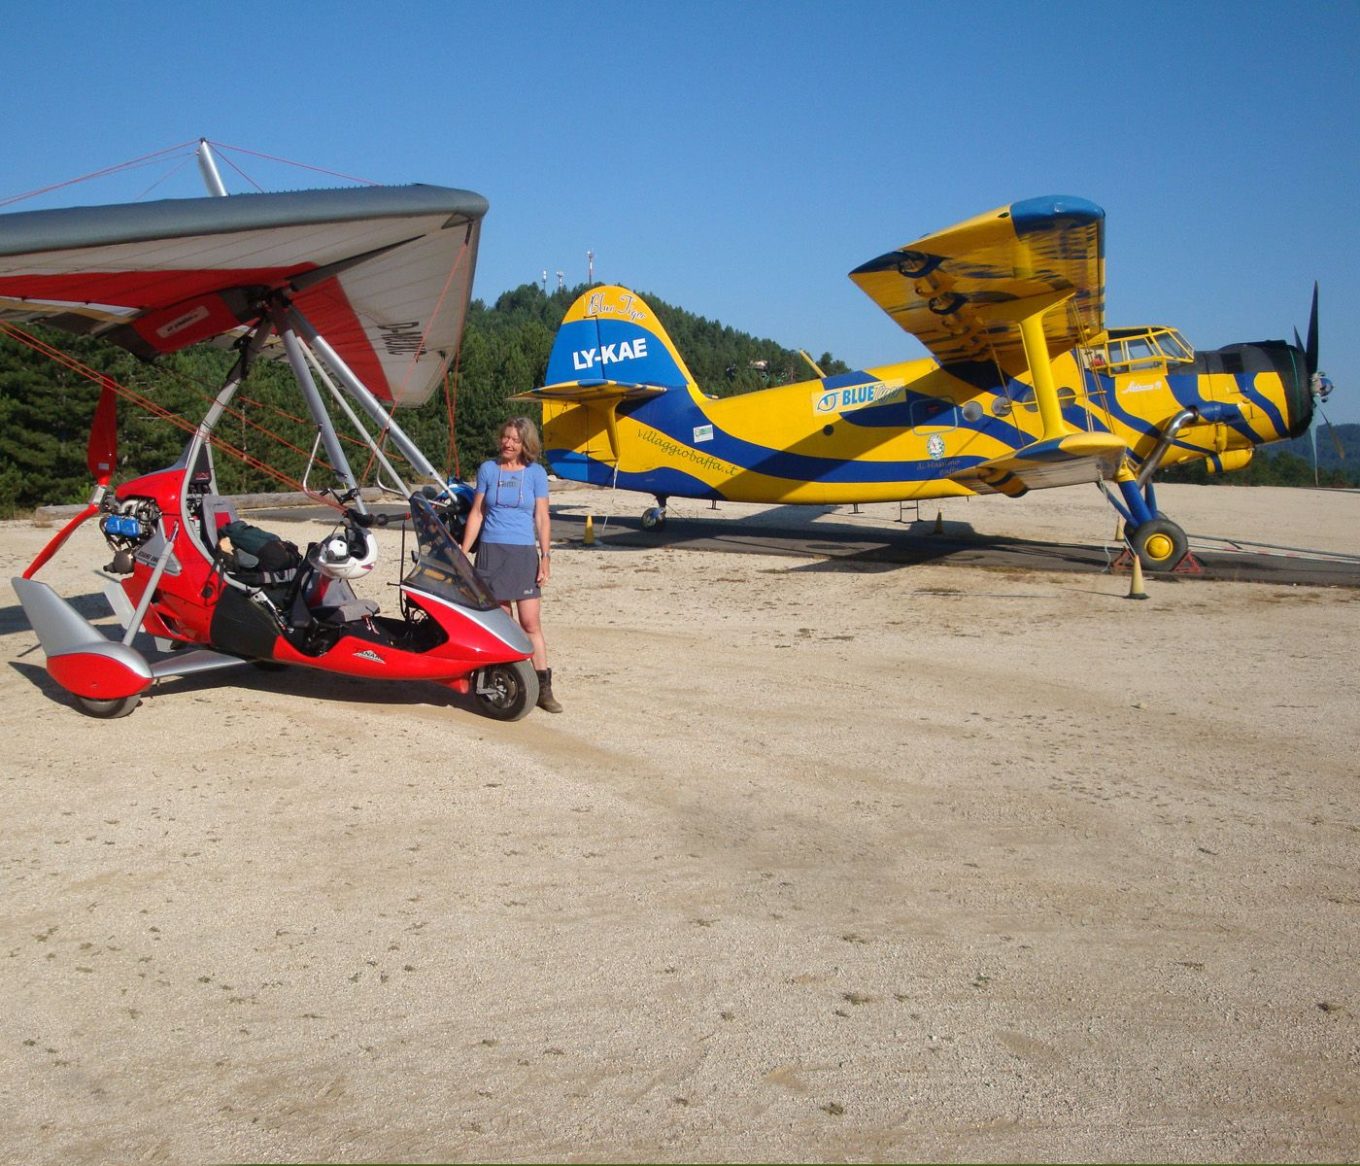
<box><xmin>0</xmin><ymin>282</ymin><xmax>846</xmax><ymax>515</ymax></box>
<box><xmin>0</xmin><ymin>282</ymin><xmax>1353</xmax><ymax>514</ymax></box>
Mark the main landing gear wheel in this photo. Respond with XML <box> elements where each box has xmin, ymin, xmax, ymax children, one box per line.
<box><xmin>76</xmin><ymin>693</ymin><xmax>140</xmax><ymax>719</ymax></box>
<box><xmin>474</xmin><ymin>660</ymin><xmax>538</xmax><ymax>721</ymax></box>
<box><xmin>1128</xmin><ymin>517</ymin><xmax>1189</xmax><ymax>572</ymax></box>
<box><xmin>641</xmin><ymin>506</ymin><xmax>667</xmax><ymax>531</ymax></box>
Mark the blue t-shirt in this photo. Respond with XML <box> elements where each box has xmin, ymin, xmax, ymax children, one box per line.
<box><xmin>474</xmin><ymin>460</ymin><xmax>549</xmax><ymax>545</ymax></box>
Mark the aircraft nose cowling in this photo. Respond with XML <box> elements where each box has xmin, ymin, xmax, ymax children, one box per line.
<box><xmin>1198</xmin><ymin>340</ymin><xmax>1314</xmax><ymax>438</ymax></box>
<box><xmin>1271</xmin><ymin>342</ymin><xmax>1316</xmax><ymax>438</ymax></box>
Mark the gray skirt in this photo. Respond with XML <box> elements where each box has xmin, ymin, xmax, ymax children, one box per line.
<box><xmin>474</xmin><ymin>542</ymin><xmax>541</xmax><ymax>602</ymax></box>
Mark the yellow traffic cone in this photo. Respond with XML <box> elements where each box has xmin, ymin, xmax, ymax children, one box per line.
<box><xmin>583</xmin><ymin>514</ymin><xmax>595</xmax><ymax>547</ymax></box>
<box><xmin>1127</xmin><ymin>553</ymin><xmax>1148</xmax><ymax>600</ymax></box>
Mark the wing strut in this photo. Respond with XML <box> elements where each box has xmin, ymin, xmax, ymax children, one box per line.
<box><xmin>269</xmin><ymin>301</ymin><xmax>364</xmax><ymax>506</ymax></box>
<box><xmin>1013</xmin><ymin>293</ymin><xmax>1077</xmax><ymax>441</ymax></box>
<box><xmin>288</xmin><ymin>304</ymin><xmax>448</xmax><ymax>491</ymax></box>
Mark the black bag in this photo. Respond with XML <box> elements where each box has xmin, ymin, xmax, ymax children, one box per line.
<box><xmin>220</xmin><ymin>520</ymin><xmax>302</xmax><ymax>576</ymax></box>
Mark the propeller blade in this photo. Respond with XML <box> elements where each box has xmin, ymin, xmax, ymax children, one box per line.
<box><xmin>22</xmin><ymin>505</ymin><xmax>100</xmax><ymax>580</ymax></box>
<box><xmin>87</xmin><ymin>377</ymin><xmax>118</xmax><ymax>485</ymax></box>
<box><xmin>1318</xmin><ymin>404</ymin><xmax>1345</xmax><ymax>460</ymax></box>
<box><xmin>1305</xmin><ymin>282</ymin><xmax>1319</xmax><ymax>379</ymax></box>
<box><xmin>26</xmin><ymin>378</ymin><xmax>120</xmax><ymax>580</ymax></box>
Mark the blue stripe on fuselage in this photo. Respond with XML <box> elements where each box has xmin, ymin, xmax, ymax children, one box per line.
<box><xmin>616</xmin><ymin>381</ymin><xmax>1000</xmax><ymax>487</ymax></box>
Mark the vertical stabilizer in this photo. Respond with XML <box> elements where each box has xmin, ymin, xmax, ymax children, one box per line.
<box><xmin>542</xmin><ymin>286</ymin><xmax>697</xmax><ymax>391</ymax></box>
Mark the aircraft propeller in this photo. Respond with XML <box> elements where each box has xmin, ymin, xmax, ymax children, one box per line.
<box><xmin>1291</xmin><ymin>284</ymin><xmax>1343</xmax><ymax>475</ymax></box>
<box><xmin>1294</xmin><ymin>282</ymin><xmax>1332</xmax><ymax>403</ymax></box>
<box><xmin>21</xmin><ymin>379</ymin><xmax>119</xmax><ymax>579</ymax></box>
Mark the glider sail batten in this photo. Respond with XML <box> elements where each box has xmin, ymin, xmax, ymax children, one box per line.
<box><xmin>0</xmin><ymin>184</ymin><xmax>489</xmax><ymax>407</ymax></box>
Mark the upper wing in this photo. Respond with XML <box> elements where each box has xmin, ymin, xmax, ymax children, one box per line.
<box><xmin>0</xmin><ymin>184</ymin><xmax>487</xmax><ymax>407</ymax></box>
<box><xmin>848</xmin><ymin>196</ymin><xmax>1105</xmax><ymax>376</ymax></box>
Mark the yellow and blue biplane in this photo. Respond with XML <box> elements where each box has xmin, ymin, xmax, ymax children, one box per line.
<box><xmin>519</xmin><ymin>196</ymin><xmax>1331</xmax><ymax>570</ymax></box>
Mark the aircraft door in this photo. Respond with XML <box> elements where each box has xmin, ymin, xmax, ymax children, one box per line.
<box><xmin>910</xmin><ymin>395</ymin><xmax>961</xmax><ymax>460</ymax></box>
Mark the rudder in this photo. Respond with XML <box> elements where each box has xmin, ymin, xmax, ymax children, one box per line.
<box><xmin>524</xmin><ymin>286</ymin><xmax>699</xmax><ymax>484</ymax></box>
<box><xmin>542</xmin><ymin>286</ymin><xmax>697</xmax><ymax>392</ymax></box>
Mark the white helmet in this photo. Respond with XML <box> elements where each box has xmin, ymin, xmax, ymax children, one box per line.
<box><xmin>317</xmin><ymin>529</ymin><xmax>378</xmax><ymax>580</ymax></box>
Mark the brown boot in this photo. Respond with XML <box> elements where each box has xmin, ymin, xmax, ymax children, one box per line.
<box><xmin>536</xmin><ymin>668</ymin><xmax>563</xmax><ymax>713</ymax></box>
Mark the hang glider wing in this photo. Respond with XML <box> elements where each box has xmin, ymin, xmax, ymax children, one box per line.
<box><xmin>0</xmin><ymin>184</ymin><xmax>488</xmax><ymax>407</ymax></box>
<box><xmin>848</xmin><ymin>196</ymin><xmax>1105</xmax><ymax>376</ymax></box>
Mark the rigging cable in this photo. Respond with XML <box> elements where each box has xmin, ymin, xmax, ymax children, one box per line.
<box><xmin>0</xmin><ymin>320</ymin><xmax>340</xmax><ymax>505</ymax></box>
<box><xmin>0</xmin><ymin>140</ymin><xmax>198</xmax><ymax>208</ymax></box>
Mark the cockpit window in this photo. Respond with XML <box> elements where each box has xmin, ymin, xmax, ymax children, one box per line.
<box><xmin>1084</xmin><ymin>327</ymin><xmax>1193</xmax><ymax>374</ymax></box>
<box><xmin>1153</xmin><ymin>329</ymin><xmax>1193</xmax><ymax>361</ymax></box>
<box><xmin>1123</xmin><ymin>336</ymin><xmax>1161</xmax><ymax>369</ymax></box>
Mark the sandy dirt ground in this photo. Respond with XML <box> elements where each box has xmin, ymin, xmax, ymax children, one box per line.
<box><xmin>2</xmin><ymin>483</ymin><xmax>1358</xmax><ymax>1164</ymax></box>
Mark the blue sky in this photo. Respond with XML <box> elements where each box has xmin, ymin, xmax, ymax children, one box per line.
<box><xmin>4</xmin><ymin>0</ymin><xmax>1358</xmax><ymax>423</ymax></box>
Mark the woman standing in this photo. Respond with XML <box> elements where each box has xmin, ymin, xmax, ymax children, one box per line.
<box><xmin>460</xmin><ymin>416</ymin><xmax>562</xmax><ymax>713</ymax></box>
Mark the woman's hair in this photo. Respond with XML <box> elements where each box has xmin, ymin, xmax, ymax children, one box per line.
<box><xmin>501</xmin><ymin>416</ymin><xmax>542</xmax><ymax>464</ymax></box>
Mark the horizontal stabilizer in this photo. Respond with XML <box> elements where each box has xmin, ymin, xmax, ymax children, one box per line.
<box><xmin>951</xmin><ymin>431</ymin><xmax>1127</xmax><ymax>495</ymax></box>
<box><xmin>147</xmin><ymin>648</ymin><xmax>251</xmax><ymax>681</ymax></box>
<box><xmin>511</xmin><ymin>379</ymin><xmax>668</xmax><ymax>404</ymax></box>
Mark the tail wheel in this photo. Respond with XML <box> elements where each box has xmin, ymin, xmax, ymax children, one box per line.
<box><xmin>473</xmin><ymin>660</ymin><xmax>538</xmax><ymax>721</ymax></box>
<box><xmin>641</xmin><ymin>506</ymin><xmax>667</xmax><ymax>531</ymax></box>
<box><xmin>76</xmin><ymin>694</ymin><xmax>140</xmax><ymax>719</ymax></box>
<box><xmin>1129</xmin><ymin>517</ymin><xmax>1188</xmax><ymax>572</ymax></box>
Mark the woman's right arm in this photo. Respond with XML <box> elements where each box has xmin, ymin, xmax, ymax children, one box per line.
<box><xmin>460</xmin><ymin>493</ymin><xmax>486</xmax><ymax>556</ymax></box>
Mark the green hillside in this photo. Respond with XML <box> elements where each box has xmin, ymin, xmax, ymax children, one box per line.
<box><xmin>0</xmin><ymin>283</ymin><xmax>848</xmax><ymax>514</ymax></box>
<box><xmin>0</xmin><ymin>282</ymin><xmax>1350</xmax><ymax>513</ymax></box>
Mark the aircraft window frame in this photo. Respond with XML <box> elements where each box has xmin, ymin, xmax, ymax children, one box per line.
<box><xmin>1088</xmin><ymin>328</ymin><xmax>1194</xmax><ymax>374</ymax></box>
<box><xmin>1122</xmin><ymin>337</ymin><xmax>1162</xmax><ymax>369</ymax></box>
<box><xmin>1152</xmin><ymin>329</ymin><xmax>1194</xmax><ymax>362</ymax></box>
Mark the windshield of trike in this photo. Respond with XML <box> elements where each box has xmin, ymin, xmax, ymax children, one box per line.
<box><xmin>402</xmin><ymin>494</ymin><xmax>497</xmax><ymax>611</ymax></box>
